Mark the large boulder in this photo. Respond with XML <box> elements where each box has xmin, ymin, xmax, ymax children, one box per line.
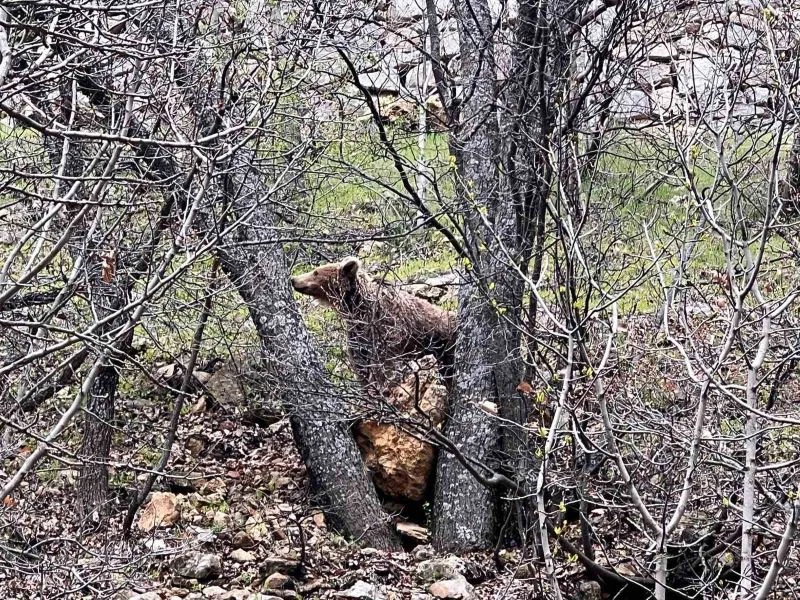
<box><xmin>354</xmin><ymin>420</ymin><xmax>434</xmax><ymax>501</ymax></box>
<box><xmin>353</xmin><ymin>357</ymin><xmax>447</xmax><ymax>501</ymax></box>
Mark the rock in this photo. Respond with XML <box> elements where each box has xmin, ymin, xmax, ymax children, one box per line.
<box><xmin>353</xmin><ymin>359</ymin><xmax>447</xmax><ymax>501</ymax></box>
<box><xmin>311</xmin><ymin>512</ymin><xmax>326</xmax><ymax>529</ymax></box>
<box><xmin>336</xmin><ymin>580</ymin><xmax>385</xmax><ymax>599</ymax></box>
<box><xmin>138</xmin><ymin>492</ymin><xmax>181</xmax><ymax>532</ymax></box>
<box><xmin>170</xmin><ymin>472</ymin><xmax>204</xmax><ymax>493</ymax></box>
<box><xmin>230</xmin><ymin>548</ymin><xmax>256</xmax><ymax>563</ymax></box>
<box><xmin>424</xmin><ymin>273</ymin><xmax>458</xmax><ymax>288</ymax></box>
<box><xmin>220</xmin><ymin>592</ymin><xmax>250</xmax><ymax>600</ymax></box>
<box><xmin>411</xmin><ymin>544</ymin><xmax>435</xmax><ymax>560</ymax></box>
<box><xmin>354</xmin><ymin>421</ymin><xmax>434</xmax><ymax>501</ymax></box>
<box><xmin>269</xmin><ymin>592</ymin><xmax>301</xmax><ymax>600</ymax></box>
<box><xmin>185</xmin><ymin>436</ymin><xmax>206</xmax><ymax>456</ymax></box>
<box><xmin>360</xmin><ymin>547</ymin><xmax>380</xmax><ymax>556</ymax></box>
<box><xmin>416</xmin><ymin>556</ymin><xmax>466</xmax><ymax>583</ymax></box>
<box><xmin>397</xmin><ymin>522</ymin><xmax>429</xmax><ymax>542</ymax></box>
<box><xmin>204</xmin><ymin>365</ymin><xmax>247</xmax><ymax>405</ymax></box>
<box><xmin>143</xmin><ymin>538</ymin><xmax>168</xmax><ymax>553</ymax></box>
<box><xmin>129</xmin><ymin>593</ymin><xmax>163</xmax><ymax>600</ymax></box>
<box><xmin>171</xmin><ymin>552</ymin><xmax>222</xmax><ymax>580</ymax></box>
<box><xmin>263</xmin><ymin>573</ymin><xmax>290</xmax><ymax>590</ymax></box>
<box><xmin>429</xmin><ymin>575</ymin><xmax>473</xmax><ymax>599</ymax></box>
<box><xmin>260</xmin><ymin>557</ymin><xmax>302</xmax><ymax>577</ymax></box>
<box><xmin>244</xmin><ymin>517</ymin><xmax>270</xmax><ymax>541</ymax></box>
<box><xmin>232</xmin><ymin>531</ymin><xmax>256</xmax><ymax>549</ymax></box>
<box><xmin>513</xmin><ymin>563</ymin><xmax>535</xmax><ymax>579</ymax></box>
<box><xmin>578</xmin><ymin>581</ymin><xmax>602</xmax><ymax>600</ymax></box>
<box><xmin>212</xmin><ymin>510</ymin><xmax>231</xmax><ymax>530</ymax></box>
<box><xmin>194</xmin><ymin>528</ymin><xmax>217</xmax><ymax>544</ymax></box>
<box><xmin>202</xmin><ymin>587</ymin><xmax>227</xmax><ymax>598</ymax></box>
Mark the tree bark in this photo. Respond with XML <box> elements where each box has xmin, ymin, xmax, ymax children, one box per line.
<box><xmin>433</xmin><ymin>0</ymin><xmax>586</xmax><ymax>550</ymax></box>
<box><xmin>433</xmin><ymin>0</ymin><xmax>506</xmax><ymax>551</ymax></box>
<box><xmin>44</xmin><ymin>124</ymin><xmax>129</xmax><ymax>522</ymax></box>
<box><xmin>201</xmin><ymin>152</ymin><xmax>400</xmax><ymax>550</ymax></box>
<box><xmin>104</xmin><ymin>2</ymin><xmax>400</xmax><ymax>547</ymax></box>
<box><xmin>76</xmin><ymin>363</ymin><xmax>118</xmax><ymax>520</ymax></box>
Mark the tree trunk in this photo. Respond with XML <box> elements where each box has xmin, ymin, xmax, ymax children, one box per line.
<box><xmin>433</xmin><ymin>0</ymin><xmax>505</xmax><ymax>551</ymax></box>
<box><xmin>76</xmin><ymin>363</ymin><xmax>118</xmax><ymax>520</ymax></box>
<box><xmin>205</xmin><ymin>153</ymin><xmax>400</xmax><ymax>550</ymax></box>
<box><xmin>786</xmin><ymin>134</ymin><xmax>800</xmax><ymax>198</ymax></box>
<box><xmin>432</xmin><ymin>0</ymin><xmax>584</xmax><ymax>550</ymax></box>
<box><xmin>102</xmin><ymin>8</ymin><xmax>399</xmax><ymax>544</ymax></box>
<box><xmin>45</xmin><ymin>126</ymin><xmax>128</xmax><ymax>522</ymax></box>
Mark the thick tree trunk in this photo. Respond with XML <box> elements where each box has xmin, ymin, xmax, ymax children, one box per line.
<box><xmin>433</xmin><ymin>0</ymin><xmax>580</xmax><ymax>550</ymax></box>
<box><xmin>433</xmin><ymin>296</ymin><xmax>504</xmax><ymax>549</ymax></box>
<box><xmin>433</xmin><ymin>0</ymin><xmax>506</xmax><ymax>551</ymax></box>
<box><xmin>105</xmin><ymin>52</ymin><xmax>398</xmax><ymax>546</ymax></box>
<box><xmin>206</xmin><ymin>154</ymin><xmax>400</xmax><ymax>550</ymax></box>
<box><xmin>74</xmin><ymin>275</ymin><xmax>129</xmax><ymax>521</ymax></box>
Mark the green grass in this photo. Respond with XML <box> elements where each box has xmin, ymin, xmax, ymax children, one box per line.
<box><xmin>291</xmin><ymin>122</ymin><xmax>797</xmax><ymax>323</ymax></box>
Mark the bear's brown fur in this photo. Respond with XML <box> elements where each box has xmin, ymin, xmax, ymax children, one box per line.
<box><xmin>290</xmin><ymin>256</ymin><xmax>456</xmax><ymax>392</ymax></box>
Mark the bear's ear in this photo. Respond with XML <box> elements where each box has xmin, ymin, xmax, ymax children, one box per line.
<box><xmin>339</xmin><ymin>256</ymin><xmax>361</xmax><ymax>280</ymax></box>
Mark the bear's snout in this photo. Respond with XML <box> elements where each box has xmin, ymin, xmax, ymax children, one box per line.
<box><xmin>290</xmin><ymin>275</ymin><xmax>313</xmax><ymax>295</ymax></box>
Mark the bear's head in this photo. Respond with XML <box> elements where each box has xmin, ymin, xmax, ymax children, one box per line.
<box><xmin>290</xmin><ymin>256</ymin><xmax>364</xmax><ymax>309</ymax></box>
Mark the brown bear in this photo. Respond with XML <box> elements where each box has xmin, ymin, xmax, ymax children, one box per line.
<box><xmin>290</xmin><ymin>256</ymin><xmax>456</xmax><ymax>393</ymax></box>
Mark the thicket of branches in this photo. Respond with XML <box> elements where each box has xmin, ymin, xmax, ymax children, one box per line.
<box><xmin>1</xmin><ymin>0</ymin><xmax>800</xmax><ymax>597</ymax></box>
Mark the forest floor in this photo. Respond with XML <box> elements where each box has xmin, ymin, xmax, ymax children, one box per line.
<box><xmin>0</xmin><ymin>373</ymin><xmax>578</xmax><ymax>600</ymax></box>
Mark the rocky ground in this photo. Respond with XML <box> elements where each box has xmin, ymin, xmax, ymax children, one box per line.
<box><xmin>0</xmin><ymin>366</ymin><xmax>590</xmax><ymax>600</ymax></box>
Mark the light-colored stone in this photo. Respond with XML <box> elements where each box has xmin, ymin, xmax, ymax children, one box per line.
<box><xmin>130</xmin><ymin>593</ymin><xmax>163</xmax><ymax>600</ymax></box>
<box><xmin>263</xmin><ymin>573</ymin><xmax>290</xmax><ymax>590</ymax></box>
<box><xmin>397</xmin><ymin>522</ymin><xmax>429</xmax><ymax>542</ymax></box>
<box><xmin>230</xmin><ymin>549</ymin><xmax>256</xmax><ymax>563</ymax></box>
<box><xmin>202</xmin><ymin>587</ymin><xmax>227</xmax><ymax>598</ymax></box>
<box><xmin>336</xmin><ymin>580</ymin><xmax>386</xmax><ymax>599</ymax></box>
<box><xmin>428</xmin><ymin>575</ymin><xmax>473</xmax><ymax>599</ymax></box>
<box><xmin>416</xmin><ymin>556</ymin><xmax>466</xmax><ymax>583</ymax></box>
<box><xmin>221</xmin><ymin>592</ymin><xmax>251</xmax><ymax>600</ymax></box>
<box><xmin>411</xmin><ymin>544</ymin><xmax>435</xmax><ymax>560</ymax></box>
<box><xmin>358</xmin><ymin>69</ymin><xmax>401</xmax><ymax>94</ymax></box>
<box><xmin>138</xmin><ymin>492</ymin><xmax>181</xmax><ymax>532</ymax></box>
<box><xmin>171</xmin><ymin>552</ymin><xmax>222</xmax><ymax>580</ymax></box>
